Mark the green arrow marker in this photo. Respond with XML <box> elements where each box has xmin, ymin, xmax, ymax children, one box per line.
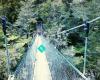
<box><xmin>38</xmin><ymin>44</ymin><xmax>46</xmax><ymax>53</ymax></box>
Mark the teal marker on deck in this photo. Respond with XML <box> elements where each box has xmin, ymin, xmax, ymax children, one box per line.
<box><xmin>38</xmin><ymin>44</ymin><xmax>46</xmax><ymax>53</ymax></box>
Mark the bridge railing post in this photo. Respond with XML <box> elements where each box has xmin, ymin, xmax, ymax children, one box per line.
<box><xmin>83</xmin><ymin>21</ymin><xmax>90</xmax><ymax>75</ymax></box>
<box><xmin>1</xmin><ymin>16</ymin><xmax>11</xmax><ymax>75</ymax></box>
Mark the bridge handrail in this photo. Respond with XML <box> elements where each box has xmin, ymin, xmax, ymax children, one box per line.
<box><xmin>58</xmin><ymin>52</ymin><xmax>88</xmax><ymax>80</ymax></box>
<box><xmin>57</xmin><ymin>16</ymin><xmax>100</xmax><ymax>35</ymax></box>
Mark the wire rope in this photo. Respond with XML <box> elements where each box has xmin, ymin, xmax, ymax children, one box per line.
<box><xmin>56</xmin><ymin>16</ymin><xmax>100</xmax><ymax>35</ymax></box>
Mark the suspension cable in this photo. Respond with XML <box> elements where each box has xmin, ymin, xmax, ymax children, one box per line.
<box><xmin>58</xmin><ymin>52</ymin><xmax>88</xmax><ymax>80</ymax></box>
<box><xmin>57</xmin><ymin>16</ymin><xmax>100</xmax><ymax>35</ymax></box>
<box><xmin>88</xmin><ymin>17</ymin><xmax>100</xmax><ymax>23</ymax></box>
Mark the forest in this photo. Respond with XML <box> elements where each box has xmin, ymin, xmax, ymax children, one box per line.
<box><xmin>0</xmin><ymin>0</ymin><xmax>100</xmax><ymax>80</ymax></box>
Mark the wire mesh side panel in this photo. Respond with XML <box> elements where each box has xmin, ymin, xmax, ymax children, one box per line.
<box><xmin>14</xmin><ymin>39</ymin><xmax>36</xmax><ymax>80</ymax></box>
<box><xmin>14</xmin><ymin>52</ymin><xmax>35</xmax><ymax>80</ymax></box>
<box><xmin>42</xmin><ymin>37</ymin><xmax>85</xmax><ymax>80</ymax></box>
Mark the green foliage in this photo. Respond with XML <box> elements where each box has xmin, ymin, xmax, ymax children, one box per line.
<box><xmin>0</xmin><ymin>0</ymin><xmax>100</xmax><ymax>80</ymax></box>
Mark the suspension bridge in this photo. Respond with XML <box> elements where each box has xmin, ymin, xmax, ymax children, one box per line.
<box><xmin>1</xmin><ymin>16</ymin><xmax>100</xmax><ymax>80</ymax></box>
<box><xmin>0</xmin><ymin>0</ymin><xmax>100</xmax><ymax>80</ymax></box>
<box><xmin>12</xmin><ymin>35</ymin><xmax>87</xmax><ymax>80</ymax></box>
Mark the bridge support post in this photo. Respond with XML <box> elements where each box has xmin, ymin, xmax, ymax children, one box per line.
<box><xmin>83</xmin><ymin>21</ymin><xmax>90</xmax><ymax>74</ymax></box>
<box><xmin>1</xmin><ymin>16</ymin><xmax>11</xmax><ymax>75</ymax></box>
<box><xmin>83</xmin><ymin>37</ymin><xmax>88</xmax><ymax>74</ymax></box>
